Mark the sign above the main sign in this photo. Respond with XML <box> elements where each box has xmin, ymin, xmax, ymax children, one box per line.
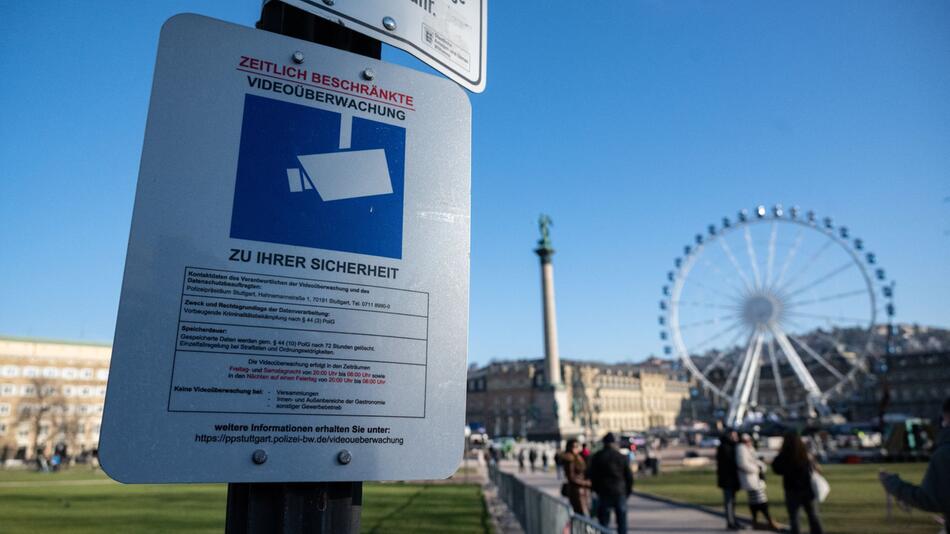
<box><xmin>271</xmin><ymin>0</ymin><xmax>487</xmax><ymax>93</ymax></box>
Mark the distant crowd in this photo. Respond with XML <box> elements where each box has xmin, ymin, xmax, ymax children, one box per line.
<box><xmin>485</xmin><ymin>397</ymin><xmax>950</xmax><ymax>534</ymax></box>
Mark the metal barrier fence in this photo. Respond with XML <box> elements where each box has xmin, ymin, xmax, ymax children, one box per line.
<box><xmin>488</xmin><ymin>465</ymin><xmax>614</xmax><ymax>534</ymax></box>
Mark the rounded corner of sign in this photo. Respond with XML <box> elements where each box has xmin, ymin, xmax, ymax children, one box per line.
<box><xmin>466</xmin><ymin>78</ymin><xmax>487</xmax><ymax>95</ymax></box>
<box><xmin>439</xmin><ymin>77</ymin><xmax>477</xmax><ymax>111</ymax></box>
<box><xmin>430</xmin><ymin>462</ymin><xmax>462</xmax><ymax>481</ymax></box>
<box><xmin>97</xmin><ymin>451</ymin><xmax>135</xmax><ymax>484</ymax></box>
<box><xmin>159</xmin><ymin>13</ymin><xmax>205</xmax><ymax>38</ymax></box>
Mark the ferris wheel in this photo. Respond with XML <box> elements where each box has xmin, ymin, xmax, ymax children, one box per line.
<box><xmin>660</xmin><ymin>205</ymin><xmax>895</xmax><ymax>426</ymax></box>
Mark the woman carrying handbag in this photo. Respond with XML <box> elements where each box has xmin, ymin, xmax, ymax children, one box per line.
<box><xmin>773</xmin><ymin>432</ymin><xmax>825</xmax><ymax>534</ymax></box>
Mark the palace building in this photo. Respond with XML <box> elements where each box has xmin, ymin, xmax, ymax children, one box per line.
<box><xmin>465</xmin><ymin>358</ymin><xmax>690</xmax><ymax>441</ymax></box>
<box><xmin>0</xmin><ymin>336</ymin><xmax>110</xmax><ymax>461</ymax></box>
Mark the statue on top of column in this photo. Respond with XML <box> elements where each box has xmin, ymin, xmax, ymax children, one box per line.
<box><xmin>538</xmin><ymin>214</ymin><xmax>553</xmax><ymax>249</ymax></box>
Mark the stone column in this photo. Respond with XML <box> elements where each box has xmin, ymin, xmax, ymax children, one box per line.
<box><xmin>535</xmin><ymin>216</ymin><xmax>562</xmax><ymax>387</ymax></box>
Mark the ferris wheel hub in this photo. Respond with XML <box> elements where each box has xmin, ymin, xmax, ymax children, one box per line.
<box><xmin>742</xmin><ymin>293</ymin><xmax>784</xmax><ymax>327</ymax></box>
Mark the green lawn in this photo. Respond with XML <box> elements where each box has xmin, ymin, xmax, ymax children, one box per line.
<box><xmin>0</xmin><ymin>469</ymin><xmax>491</xmax><ymax>534</ymax></box>
<box><xmin>637</xmin><ymin>463</ymin><xmax>939</xmax><ymax>534</ymax></box>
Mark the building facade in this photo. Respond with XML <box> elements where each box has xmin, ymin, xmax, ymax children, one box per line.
<box><xmin>844</xmin><ymin>350</ymin><xmax>950</xmax><ymax>423</ymax></box>
<box><xmin>0</xmin><ymin>336</ymin><xmax>110</xmax><ymax>461</ymax></box>
<box><xmin>466</xmin><ymin>358</ymin><xmax>690</xmax><ymax>441</ymax></box>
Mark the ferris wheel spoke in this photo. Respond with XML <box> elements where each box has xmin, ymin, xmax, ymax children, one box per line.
<box><xmin>687</xmin><ymin>278</ymin><xmax>744</xmax><ymax>304</ymax></box>
<box><xmin>721</xmin><ymin>343</ymin><xmax>749</xmax><ymax>399</ymax></box>
<box><xmin>765</xmin><ymin>222</ymin><xmax>778</xmax><ymax>288</ymax></box>
<box><xmin>773</xmin><ymin>230</ymin><xmax>804</xmax><ymax>289</ymax></box>
<box><xmin>811</xmin><ymin>329</ymin><xmax>867</xmax><ymax>372</ymax></box>
<box><xmin>726</xmin><ymin>328</ymin><xmax>765</xmax><ymax>426</ymax></box>
<box><xmin>702</xmin><ymin>258</ymin><xmax>748</xmax><ymax>296</ymax></box>
<box><xmin>700</xmin><ymin>326</ymin><xmax>749</xmax><ymax>373</ymax></box>
<box><xmin>813</xmin><ymin>329</ymin><xmax>848</xmax><ymax>352</ymax></box>
<box><xmin>783</xmin><ymin>261</ymin><xmax>855</xmax><ymax>299</ymax></box>
<box><xmin>780</xmin><ymin>239</ymin><xmax>835</xmax><ymax>292</ymax></box>
<box><xmin>679</xmin><ymin>314</ymin><xmax>742</xmax><ymax>331</ymax></box>
<box><xmin>693</xmin><ymin>320</ymin><xmax>745</xmax><ymax>352</ymax></box>
<box><xmin>750</xmin><ymin>360</ymin><xmax>762</xmax><ymax>410</ymax></box>
<box><xmin>784</xmin><ymin>311</ymin><xmax>869</xmax><ymax>324</ymax></box>
<box><xmin>769</xmin><ymin>324</ymin><xmax>823</xmax><ymax>402</ymax></box>
<box><xmin>766</xmin><ymin>337</ymin><xmax>787</xmax><ymax>408</ymax></box>
<box><xmin>787</xmin><ymin>333</ymin><xmax>847</xmax><ymax>382</ymax></box>
<box><xmin>718</xmin><ymin>238</ymin><xmax>754</xmax><ymax>293</ymax></box>
<box><xmin>786</xmin><ymin>288</ymin><xmax>867</xmax><ymax>308</ymax></box>
<box><xmin>744</xmin><ymin>225</ymin><xmax>762</xmax><ymax>289</ymax></box>
<box><xmin>781</xmin><ymin>316</ymin><xmax>807</xmax><ymax>331</ymax></box>
<box><xmin>673</xmin><ymin>300</ymin><xmax>738</xmax><ymax>310</ymax></box>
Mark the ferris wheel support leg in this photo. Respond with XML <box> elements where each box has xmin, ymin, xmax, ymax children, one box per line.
<box><xmin>726</xmin><ymin>329</ymin><xmax>764</xmax><ymax>427</ymax></box>
<box><xmin>766</xmin><ymin>339</ymin><xmax>787</xmax><ymax>409</ymax></box>
<box><xmin>770</xmin><ymin>325</ymin><xmax>825</xmax><ymax>413</ymax></box>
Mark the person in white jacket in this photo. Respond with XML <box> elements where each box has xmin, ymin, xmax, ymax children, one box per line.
<box><xmin>737</xmin><ymin>433</ymin><xmax>780</xmax><ymax>531</ymax></box>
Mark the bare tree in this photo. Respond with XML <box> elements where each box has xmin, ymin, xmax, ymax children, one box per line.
<box><xmin>15</xmin><ymin>378</ymin><xmax>67</xmax><ymax>460</ymax></box>
<box><xmin>52</xmin><ymin>408</ymin><xmax>84</xmax><ymax>462</ymax></box>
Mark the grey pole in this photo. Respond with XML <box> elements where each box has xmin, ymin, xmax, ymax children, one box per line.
<box><xmin>225</xmin><ymin>3</ymin><xmax>382</xmax><ymax>532</ymax></box>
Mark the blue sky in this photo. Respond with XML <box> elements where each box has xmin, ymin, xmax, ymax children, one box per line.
<box><xmin>1</xmin><ymin>1</ymin><xmax>948</xmax><ymax>366</ymax></box>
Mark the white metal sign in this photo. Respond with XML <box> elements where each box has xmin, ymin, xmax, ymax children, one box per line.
<box><xmin>272</xmin><ymin>0</ymin><xmax>487</xmax><ymax>93</ymax></box>
<box><xmin>99</xmin><ymin>14</ymin><xmax>471</xmax><ymax>483</ymax></box>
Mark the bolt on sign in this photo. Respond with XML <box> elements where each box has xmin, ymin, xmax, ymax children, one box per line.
<box><xmin>99</xmin><ymin>14</ymin><xmax>471</xmax><ymax>483</ymax></box>
<box><xmin>270</xmin><ymin>0</ymin><xmax>487</xmax><ymax>92</ymax></box>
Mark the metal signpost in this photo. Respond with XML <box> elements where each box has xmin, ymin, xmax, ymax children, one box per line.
<box><xmin>100</xmin><ymin>3</ymin><xmax>476</xmax><ymax>531</ymax></box>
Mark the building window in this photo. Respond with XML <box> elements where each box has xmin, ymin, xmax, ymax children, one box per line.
<box><xmin>1</xmin><ymin>366</ymin><xmax>19</xmax><ymax>378</ymax></box>
<box><xmin>42</xmin><ymin>367</ymin><xmax>59</xmax><ymax>378</ymax></box>
<box><xmin>23</xmin><ymin>366</ymin><xmax>39</xmax><ymax>377</ymax></box>
<box><xmin>96</xmin><ymin>369</ymin><xmax>109</xmax><ymax>381</ymax></box>
<box><xmin>62</xmin><ymin>368</ymin><xmax>78</xmax><ymax>380</ymax></box>
<box><xmin>80</xmin><ymin>368</ymin><xmax>94</xmax><ymax>379</ymax></box>
<box><xmin>0</xmin><ymin>404</ymin><xmax>10</xmax><ymax>416</ymax></box>
<box><xmin>0</xmin><ymin>384</ymin><xmax>15</xmax><ymax>396</ymax></box>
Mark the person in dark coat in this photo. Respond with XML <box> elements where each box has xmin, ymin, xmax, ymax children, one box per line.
<box><xmin>528</xmin><ymin>447</ymin><xmax>538</xmax><ymax>472</ymax></box>
<box><xmin>716</xmin><ymin>430</ymin><xmax>742</xmax><ymax>530</ymax></box>
<box><xmin>880</xmin><ymin>397</ymin><xmax>950</xmax><ymax>527</ymax></box>
<box><xmin>562</xmin><ymin>439</ymin><xmax>591</xmax><ymax>515</ymax></box>
<box><xmin>588</xmin><ymin>433</ymin><xmax>634</xmax><ymax>534</ymax></box>
<box><xmin>772</xmin><ymin>432</ymin><xmax>824</xmax><ymax>534</ymax></box>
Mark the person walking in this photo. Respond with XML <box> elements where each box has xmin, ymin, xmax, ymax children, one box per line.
<box><xmin>562</xmin><ymin>439</ymin><xmax>592</xmax><ymax>515</ymax></box>
<box><xmin>716</xmin><ymin>429</ymin><xmax>742</xmax><ymax>530</ymax></box>
<box><xmin>736</xmin><ymin>433</ymin><xmax>780</xmax><ymax>531</ymax></box>
<box><xmin>541</xmin><ymin>448</ymin><xmax>550</xmax><ymax>472</ymax></box>
<box><xmin>528</xmin><ymin>447</ymin><xmax>538</xmax><ymax>472</ymax></box>
<box><xmin>879</xmin><ymin>397</ymin><xmax>950</xmax><ymax>527</ymax></box>
<box><xmin>517</xmin><ymin>448</ymin><xmax>526</xmax><ymax>472</ymax></box>
<box><xmin>588</xmin><ymin>433</ymin><xmax>634</xmax><ymax>534</ymax></box>
<box><xmin>772</xmin><ymin>432</ymin><xmax>824</xmax><ymax>534</ymax></box>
